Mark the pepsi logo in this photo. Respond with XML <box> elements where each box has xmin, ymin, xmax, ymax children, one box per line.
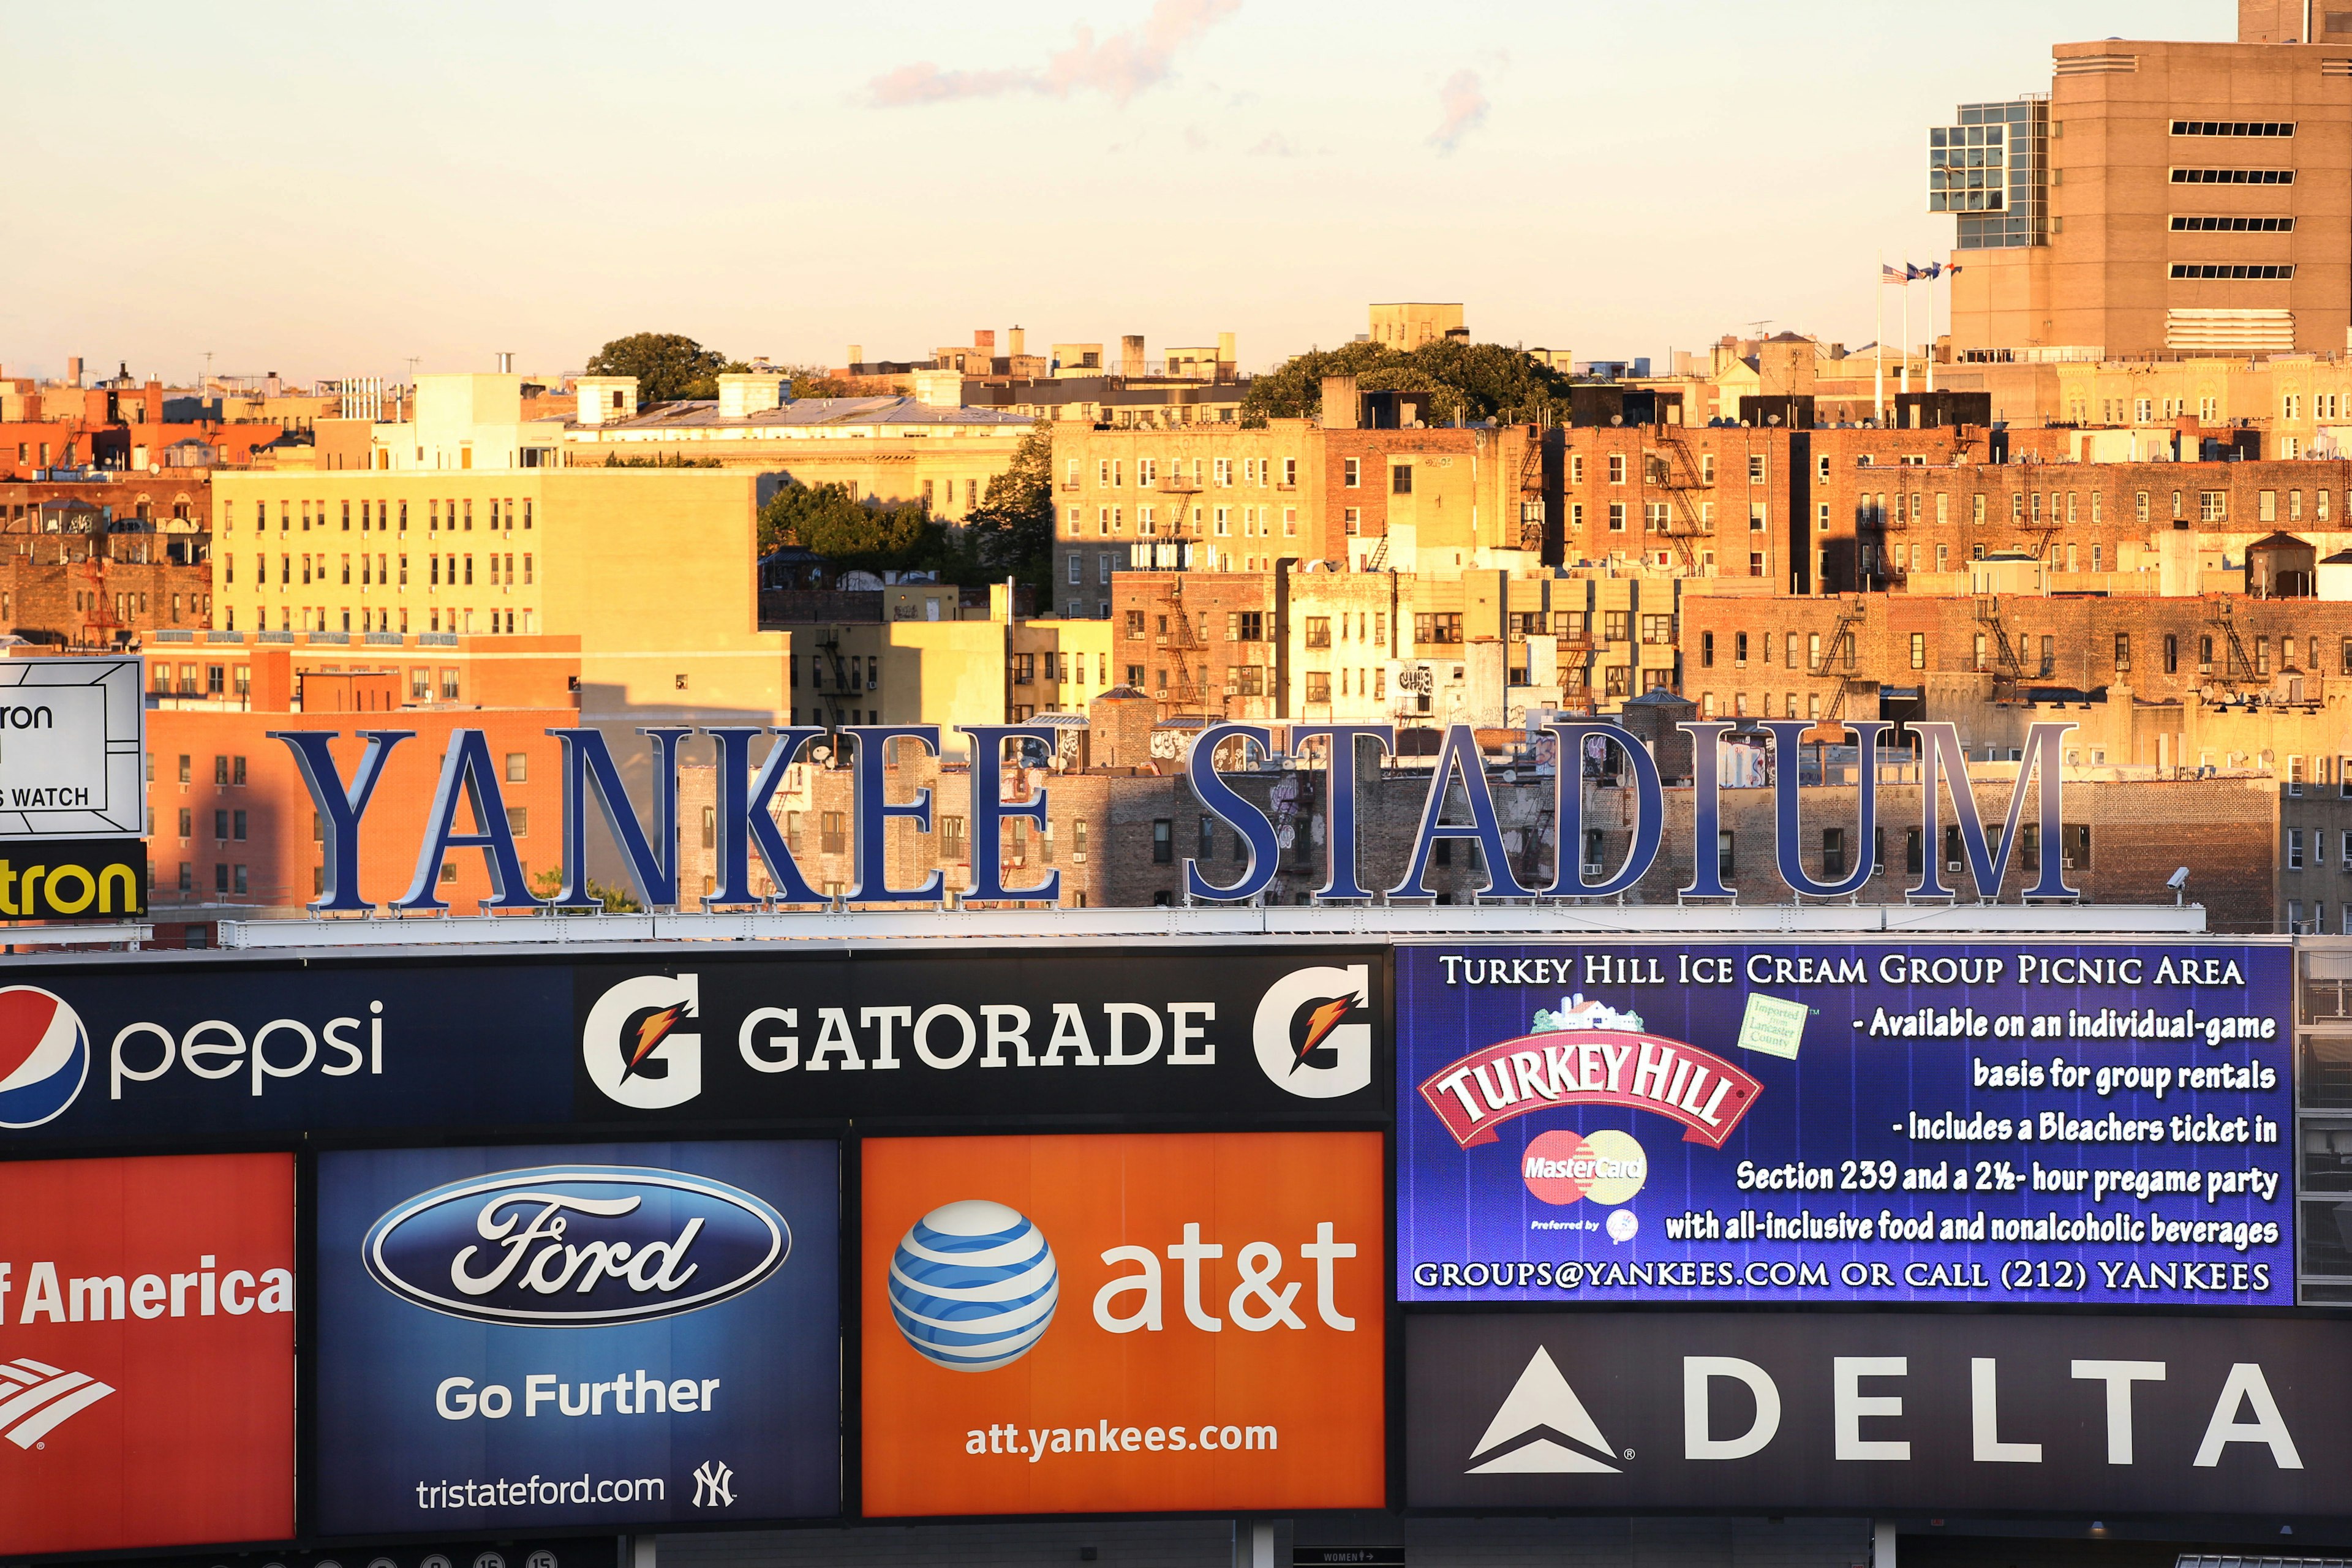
<box><xmin>0</xmin><ymin>987</ymin><xmax>88</xmax><ymax>1129</ymax></box>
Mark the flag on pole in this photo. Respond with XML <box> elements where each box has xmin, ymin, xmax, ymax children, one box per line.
<box><xmin>1880</xmin><ymin>263</ymin><xmax>1908</xmax><ymax>282</ymax></box>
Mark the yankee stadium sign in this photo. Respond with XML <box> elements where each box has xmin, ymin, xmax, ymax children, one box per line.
<box><xmin>269</xmin><ymin>718</ymin><xmax>2081</xmax><ymax>912</ymax></box>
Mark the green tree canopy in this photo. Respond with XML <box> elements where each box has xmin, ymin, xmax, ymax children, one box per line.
<box><xmin>963</xmin><ymin>420</ymin><xmax>1057</xmax><ymax>599</ymax></box>
<box><xmin>759</xmin><ymin>482</ymin><xmax>933</xmax><ymax>571</ymax></box>
<box><xmin>1240</xmin><ymin>340</ymin><xmax>1575</xmax><ymax>426</ymax></box>
<box><xmin>584</xmin><ymin>333</ymin><xmax>730</xmax><ymax>404</ymax></box>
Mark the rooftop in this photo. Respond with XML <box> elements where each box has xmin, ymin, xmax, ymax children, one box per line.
<box><xmin>570</xmin><ymin>394</ymin><xmax>1030</xmax><ymax>432</ymax></box>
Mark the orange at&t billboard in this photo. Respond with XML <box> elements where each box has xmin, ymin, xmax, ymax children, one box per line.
<box><xmin>861</xmin><ymin>1131</ymin><xmax>1385</xmax><ymax>1516</ymax></box>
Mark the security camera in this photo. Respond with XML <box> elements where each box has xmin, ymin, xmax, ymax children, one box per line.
<box><xmin>2167</xmin><ymin>866</ymin><xmax>2190</xmax><ymax>891</ymax></box>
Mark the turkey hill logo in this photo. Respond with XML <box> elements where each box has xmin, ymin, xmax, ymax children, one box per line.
<box><xmin>1419</xmin><ymin>1033</ymin><xmax>1761</xmax><ymax>1148</ymax></box>
<box><xmin>1466</xmin><ymin>1347</ymin><xmax>1621</xmax><ymax>1474</ymax></box>
<box><xmin>1253</xmin><ymin>964</ymin><xmax>1371</xmax><ymax>1099</ymax></box>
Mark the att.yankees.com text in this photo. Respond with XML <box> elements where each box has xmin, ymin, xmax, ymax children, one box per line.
<box><xmin>965</xmin><ymin>1420</ymin><xmax>1278</xmax><ymax>1458</ymax></box>
<box><xmin>415</xmin><ymin>1474</ymin><xmax>666</xmax><ymax>1509</ymax></box>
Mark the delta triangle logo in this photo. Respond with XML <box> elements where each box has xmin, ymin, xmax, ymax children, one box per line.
<box><xmin>1464</xmin><ymin>1346</ymin><xmax>1620</xmax><ymax>1474</ymax></box>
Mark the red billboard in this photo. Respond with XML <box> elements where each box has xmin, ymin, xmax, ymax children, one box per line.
<box><xmin>0</xmin><ymin>1153</ymin><xmax>295</xmax><ymax>1555</ymax></box>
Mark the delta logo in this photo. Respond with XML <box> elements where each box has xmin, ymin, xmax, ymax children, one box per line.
<box><xmin>0</xmin><ymin>987</ymin><xmax>88</xmax><ymax>1130</ymax></box>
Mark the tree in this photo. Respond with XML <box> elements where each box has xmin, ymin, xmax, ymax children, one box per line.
<box><xmin>583</xmin><ymin>333</ymin><xmax>730</xmax><ymax>404</ymax></box>
<box><xmin>758</xmin><ymin>481</ymin><xmax>933</xmax><ymax>571</ymax></box>
<box><xmin>529</xmin><ymin>865</ymin><xmax>644</xmax><ymax>913</ymax></box>
<box><xmin>963</xmin><ymin>420</ymin><xmax>1057</xmax><ymax>598</ymax></box>
<box><xmin>1239</xmin><ymin>339</ymin><xmax>1575</xmax><ymax>426</ymax></box>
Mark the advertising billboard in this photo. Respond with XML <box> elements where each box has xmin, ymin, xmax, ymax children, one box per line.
<box><xmin>1408</xmin><ymin>1311</ymin><xmax>2352</xmax><ymax>1518</ymax></box>
<box><xmin>0</xmin><ymin>967</ymin><xmax>571</xmax><ymax>1142</ymax></box>
<box><xmin>0</xmin><ymin>947</ymin><xmax>1381</xmax><ymax>1144</ymax></box>
<box><xmin>0</xmin><ymin>1152</ymin><xmax>294</xmax><ymax>1556</ymax></box>
<box><xmin>860</xmin><ymin>1133</ymin><xmax>1385</xmax><ymax>1517</ymax></box>
<box><xmin>571</xmin><ymin>949</ymin><xmax>1383</xmax><ymax>1125</ymax></box>
<box><xmin>1396</xmin><ymin>942</ymin><xmax>2293</xmax><ymax>1304</ymax></box>
<box><xmin>0</xmin><ymin>655</ymin><xmax>144</xmax><ymax>840</ymax></box>
<box><xmin>315</xmin><ymin>1140</ymin><xmax>840</xmax><ymax>1534</ymax></box>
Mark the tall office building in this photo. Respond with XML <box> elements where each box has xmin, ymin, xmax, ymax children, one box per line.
<box><xmin>1935</xmin><ymin>3</ymin><xmax>2351</xmax><ymax>358</ymax></box>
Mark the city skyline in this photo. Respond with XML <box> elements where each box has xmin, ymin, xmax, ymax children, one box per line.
<box><xmin>4</xmin><ymin>0</ymin><xmax>2225</xmax><ymax>385</ymax></box>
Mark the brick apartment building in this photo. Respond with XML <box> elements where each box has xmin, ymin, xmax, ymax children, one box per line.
<box><xmin>140</xmin><ymin>636</ymin><xmax>576</xmax><ymax>922</ymax></box>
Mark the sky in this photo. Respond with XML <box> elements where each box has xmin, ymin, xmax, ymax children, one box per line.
<box><xmin>0</xmin><ymin>0</ymin><xmax>2230</xmax><ymax>387</ymax></box>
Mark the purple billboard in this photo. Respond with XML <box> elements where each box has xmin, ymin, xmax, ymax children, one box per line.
<box><xmin>1396</xmin><ymin>941</ymin><xmax>2294</xmax><ymax>1305</ymax></box>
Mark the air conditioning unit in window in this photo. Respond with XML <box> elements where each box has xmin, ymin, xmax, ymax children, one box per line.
<box><xmin>1946</xmin><ymin>861</ymin><xmax>1964</xmax><ymax>874</ymax></box>
<box><xmin>2063</xmin><ymin>858</ymin><xmax>2078</xmax><ymax>870</ymax></box>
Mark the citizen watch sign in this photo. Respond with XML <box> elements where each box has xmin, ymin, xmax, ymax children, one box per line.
<box><xmin>570</xmin><ymin>949</ymin><xmax>1387</xmax><ymax>1124</ymax></box>
<box><xmin>1406</xmin><ymin>1312</ymin><xmax>2352</xmax><ymax>1518</ymax></box>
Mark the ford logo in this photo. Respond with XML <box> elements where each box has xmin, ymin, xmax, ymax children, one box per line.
<box><xmin>363</xmin><ymin>1164</ymin><xmax>788</xmax><ymax>1325</ymax></box>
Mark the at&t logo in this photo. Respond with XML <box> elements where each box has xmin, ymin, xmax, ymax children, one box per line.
<box><xmin>0</xmin><ymin>987</ymin><xmax>87</xmax><ymax>1129</ymax></box>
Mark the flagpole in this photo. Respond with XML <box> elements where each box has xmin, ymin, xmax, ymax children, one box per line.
<box><xmin>1875</xmin><ymin>251</ymin><xmax>1885</xmax><ymax>424</ymax></box>
<box><xmin>1927</xmin><ymin>268</ymin><xmax>1938</xmax><ymax>393</ymax></box>
<box><xmin>1901</xmin><ymin>274</ymin><xmax>1912</xmax><ymax>402</ymax></box>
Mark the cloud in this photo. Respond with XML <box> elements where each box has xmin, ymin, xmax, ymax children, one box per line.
<box><xmin>1248</xmin><ymin>132</ymin><xmax>1298</xmax><ymax>157</ymax></box>
<box><xmin>1430</xmin><ymin>69</ymin><xmax>1488</xmax><ymax>154</ymax></box>
<box><xmin>870</xmin><ymin>0</ymin><xmax>1238</xmax><ymax>109</ymax></box>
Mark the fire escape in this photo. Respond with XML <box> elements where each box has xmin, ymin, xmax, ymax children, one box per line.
<box><xmin>1973</xmin><ymin>595</ymin><xmax>2029</xmax><ymax>701</ymax></box>
<box><xmin>2204</xmin><ymin>603</ymin><xmax>2260</xmax><ymax>692</ymax></box>
<box><xmin>1807</xmin><ymin>601</ymin><xmax>1871</xmax><ymax>729</ymax></box>
<box><xmin>1156</xmin><ymin>470</ymin><xmax>1201</xmax><ymax>562</ymax></box>
<box><xmin>1517</xmin><ymin>433</ymin><xmax>1547</xmax><ymax>553</ymax></box>
<box><xmin>813</xmin><ymin>631</ymin><xmax>854</xmax><ymax>728</ymax></box>
<box><xmin>1648</xmin><ymin>431</ymin><xmax>1706</xmax><ymax>573</ymax></box>
<box><xmin>1157</xmin><ymin>576</ymin><xmax>1211</xmax><ymax>718</ymax></box>
<box><xmin>77</xmin><ymin>550</ymin><xmax>121</xmax><ymax>649</ymax></box>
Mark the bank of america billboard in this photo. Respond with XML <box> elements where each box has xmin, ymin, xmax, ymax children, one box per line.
<box><xmin>314</xmin><ymin>1141</ymin><xmax>840</xmax><ymax>1533</ymax></box>
<box><xmin>1396</xmin><ymin>942</ymin><xmax>2293</xmax><ymax>1305</ymax></box>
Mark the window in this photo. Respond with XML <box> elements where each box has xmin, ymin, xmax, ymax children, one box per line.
<box><xmin>2170</xmin><ymin>119</ymin><xmax>2296</xmax><ymax>137</ymax></box>
<box><xmin>2171</xmin><ymin>263</ymin><xmax>2295</xmax><ymax>280</ymax></box>
<box><xmin>1305</xmin><ymin>671</ymin><xmax>1332</xmax><ymax>703</ymax></box>
<box><xmin>1640</xmin><ymin>614</ymin><xmax>1675</xmax><ymax>645</ymax></box>
<box><xmin>1700</xmin><ymin>631</ymin><xmax>1715</xmax><ymax>668</ymax></box>
<box><xmin>819</xmin><ymin>811</ymin><xmax>846</xmax><ymax>855</ymax></box>
<box><xmin>510</xmin><ymin>807</ymin><xmax>530</xmax><ymax>839</ymax></box>
<box><xmin>2062</xmin><ymin>823</ymin><xmax>2091</xmax><ymax>870</ymax></box>
<box><xmin>1910</xmin><ymin>632</ymin><xmax>1927</xmax><ymax>669</ymax></box>
<box><xmin>1343</xmin><ymin>457</ymin><xmax>1361</xmax><ymax>489</ymax></box>
<box><xmin>1747</xmin><ymin>454</ymin><xmax>1767</xmax><ymax>484</ymax></box>
<box><xmin>1068</xmin><ymin>554</ymin><xmax>1082</xmax><ymax>586</ymax></box>
<box><xmin>1607</xmin><ymin>453</ymin><xmax>1626</xmax><ymax>485</ymax></box>
<box><xmin>2169</xmin><ymin>167</ymin><xmax>2297</xmax><ymax>183</ymax></box>
<box><xmin>1152</xmin><ymin>820</ymin><xmax>1173</xmax><ymax>864</ymax></box>
<box><xmin>1822</xmin><ymin>827</ymin><xmax>1847</xmax><ymax>880</ymax></box>
<box><xmin>1391</xmin><ymin>465</ymin><xmax>1413</xmax><ymax>495</ymax></box>
<box><xmin>941</xmin><ymin>815</ymin><xmax>967</xmax><ymax>863</ymax></box>
<box><xmin>2290</xmin><ymin>828</ymin><xmax>2305</xmax><ymax>870</ymax></box>
<box><xmin>1305</xmin><ymin>617</ymin><xmax>1331</xmax><ymax>648</ymax></box>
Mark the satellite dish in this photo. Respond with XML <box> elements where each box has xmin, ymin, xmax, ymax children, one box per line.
<box><xmin>810</xmin><ymin>744</ymin><xmax>832</xmax><ymax>764</ymax></box>
<box><xmin>148</xmin><ymin>463</ymin><xmax>161</xmax><ymax>475</ymax></box>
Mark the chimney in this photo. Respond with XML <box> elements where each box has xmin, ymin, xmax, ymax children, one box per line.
<box><xmin>65</xmin><ymin>356</ymin><xmax>83</xmax><ymax>388</ymax></box>
<box><xmin>1217</xmin><ymin>331</ymin><xmax>1236</xmax><ymax>372</ymax></box>
<box><xmin>1008</xmin><ymin>326</ymin><xmax>1026</xmax><ymax>358</ymax></box>
<box><xmin>848</xmin><ymin>344</ymin><xmax>864</xmax><ymax>370</ymax></box>
<box><xmin>496</xmin><ymin>352</ymin><xmax>514</xmax><ymax>374</ymax></box>
<box><xmin>1121</xmin><ymin>335</ymin><xmax>1145</xmax><ymax>378</ymax></box>
<box><xmin>975</xmin><ymin>329</ymin><xmax>996</xmax><ymax>351</ymax></box>
<box><xmin>1321</xmin><ymin>375</ymin><xmax>1361</xmax><ymax>430</ymax></box>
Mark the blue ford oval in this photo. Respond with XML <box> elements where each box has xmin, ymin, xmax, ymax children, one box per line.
<box><xmin>363</xmin><ymin>1164</ymin><xmax>789</xmax><ymax>1325</ymax></box>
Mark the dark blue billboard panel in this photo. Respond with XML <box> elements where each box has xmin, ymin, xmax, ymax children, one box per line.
<box><xmin>315</xmin><ymin>1141</ymin><xmax>840</xmax><ymax>1534</ymax></box>
<box><xmin>1396</xmin><ymin>942</ymin><xmax>2293</xmax><ymax>1305</ymax></box>
<box><xmin>0</xmin><ymin>963</ymin><xmax>570</xmax><ymax>1141</ymax></box>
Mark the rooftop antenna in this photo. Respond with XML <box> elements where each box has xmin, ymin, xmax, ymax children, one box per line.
<box><xmin>1746</xmin><ymin>320</ymin><xmax>1773</xmax><ymax>339</ymax></box>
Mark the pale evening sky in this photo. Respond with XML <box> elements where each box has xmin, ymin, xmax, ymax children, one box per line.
<box><xmin>0</xmin><ymin>0</ymin><xmax>2227</xmax><ymax>387</ymax></box>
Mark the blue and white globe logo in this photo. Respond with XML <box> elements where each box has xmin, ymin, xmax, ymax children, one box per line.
<box><xmin>887</xmin><ymin>1199</ymin><xmax>1058</xmax><ymax>1373</ymax></box>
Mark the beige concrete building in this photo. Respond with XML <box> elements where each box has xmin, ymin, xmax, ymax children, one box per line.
<box><xmin>1939</xmin><ymin>14</ymin><xmax>2352</xmax><ymax>358</ymax></box>
<box><xmin>208</xmin><ymin>468</ymin><xmax>791</xmax><ymax>787</ymax></box>
<box><xmin>1368</xmin><ymin>303</ymin><xmax>1465</xmax><ymax>349</ymax></box>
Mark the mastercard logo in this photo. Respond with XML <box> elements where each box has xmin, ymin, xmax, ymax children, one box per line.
<box><xmin>1520</xmin><ymin>1128</ymin><xmax>1646</xmax><ymax>1206</ymax></box>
